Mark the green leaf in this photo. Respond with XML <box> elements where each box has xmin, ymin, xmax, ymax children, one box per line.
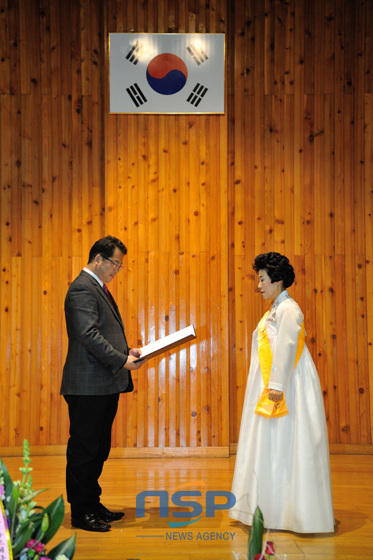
<box><xmin>35</xmin><ymin>496</ymin><xmax>65</xmax><ymax>545</ymax></box>
<box><xmin>15</xmin><ymin>515</ymin><xmax>39</xmax><ymax>535</ymax></box>
<box><xmin>8</xmin><ymin>485</ymin><xmax>20</xmax><ymax>531</ymax></box>
<box><xmin>15</xmin><ymin>511</ymin><xmax>45</xmax><ymax>540</ymax></box>
<box><xmin>0</xmin><ymin>458</ymin><xmax>14</xmax><ymax>498</ymax></box>
<box><xmin>12</xmin><ymin>522</ymin><xmax>34</xmax><ymax>555</ymax></box>
<box><xmin>248</xmin><ymin>506</ymin><xmax>264</xmax><ymax>560</ymax></box>
<box><xmin>24</xmin><ymin>511</ymin><xmax>48</xmax><ymax>539</ymax></box>
<box><xmin>48</xmin><ymin>534</ymin><xmax>76</xmax><ymax>560</ymax></box>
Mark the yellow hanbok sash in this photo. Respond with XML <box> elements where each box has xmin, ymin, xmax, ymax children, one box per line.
<box><xmin>255</xmin><ymin>310</ymin><xmax>305</xmax><ymax>418</ymax></box>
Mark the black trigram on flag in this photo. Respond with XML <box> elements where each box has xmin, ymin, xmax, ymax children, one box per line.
<box><xmin>187</xmin><ymin>83</ymin><xmax>208</xmax><ymax>107</ymax></box>
<box><xmin>126</xmin><ymin>41</ymin><xmax>144</xmax><ymax>65</ymax></box>
<box><xmin>187</xmin><ymin>43</ymin><xmax>209</xmax><ymax>65</ymax></box>
<box><xmin>126</xmin><ymin>83</ymin><xmax>147</xmax><ymax>107</ymax></box>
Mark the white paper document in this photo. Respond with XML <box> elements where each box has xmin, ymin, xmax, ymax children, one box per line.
<box><xmin>134</xmin><ymin>325</ymin><xmax>197</xmax><ymax>362</ymax></box>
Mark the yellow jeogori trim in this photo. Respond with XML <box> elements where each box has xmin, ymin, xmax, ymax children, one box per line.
<box><xmin>255</xmin><ymin>310</ymin><xmax>305</xmax><ymax>418</ymax></box>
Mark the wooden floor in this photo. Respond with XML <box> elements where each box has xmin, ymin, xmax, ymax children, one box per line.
<box><xmin>2</xmin><ymin>453</ymin><xmax>373</xmax><ymax>559</ymax></box>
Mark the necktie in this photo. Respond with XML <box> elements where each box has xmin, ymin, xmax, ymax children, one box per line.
<box><xmin>102</xmin><ymin>284</ymin><xmax>113</xmax><ymax>306</ymax></box>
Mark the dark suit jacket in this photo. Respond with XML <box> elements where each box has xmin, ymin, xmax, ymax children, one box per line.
<box><xmin>60</xmin><ymin>270</ymin><xmax>133</xmax><ymax>396</ymax></box>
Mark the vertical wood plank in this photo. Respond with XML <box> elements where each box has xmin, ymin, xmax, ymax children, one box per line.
<box><xmin>293</xmin><ymin>0</ymin><xmax>304</xmax><ymax>255</ymax></box>
<box><xmin>335</xmin><ymin>254</ymin><xmax>349</xmax><ymax>443</ymax></box>
<box><xmin>8</xmin><ymin>257</ymin><xmax>22</xmax><ymax>447</ymax></box>
<box><xmin>0</xmin><ymin>94</ymin><xmax>11</xmax><ymax>446</ymax></box>
<box><xmin>0</xmin><ymin>3</ymin><xmax>10</xmax><ymax>94</ymax></box>
<box><xmin>365</xmin><ymin>93</ymin><xmax>373</xmax><ymax>442</ymax></box>
<box><xmin>343</xmin><ymin>93</ymin><xmax>360</xmax><ymax>442</ymax></box>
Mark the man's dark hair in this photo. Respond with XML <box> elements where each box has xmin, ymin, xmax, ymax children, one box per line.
<box><xmin>88</xmin><ymin>235</ymin><xmax>127</xmax><ymax>263</ymax></box>
<box><xmin>253</xmin><ymin>252</ymin><xmax>295</xmax><ymax>288</ymax></box>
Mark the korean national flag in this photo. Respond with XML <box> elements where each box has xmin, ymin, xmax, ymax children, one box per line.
<box><xmin>109</xmin><ymin>33</ymin><xmax>225</xmax><ymax>114</ymax></box>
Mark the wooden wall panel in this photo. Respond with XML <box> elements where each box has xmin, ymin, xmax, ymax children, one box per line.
<box><xmin>105</xmin><ymin>107</ymin><xmax>229</xmax><ymax>449</ymax></box>
<box><xmin>104</xmin><ymin>1</ymin><xmax>230</xmax><ymax>451</ymax></box>
<box><xmin>228</xmin><ymin>0</ymin><xmax>373</xmax><ymax>447</ymax></box>
<box><xmin>0</xmin><ymin>0</ymin><xmax>372</xmax><ymax>454</ymax></box>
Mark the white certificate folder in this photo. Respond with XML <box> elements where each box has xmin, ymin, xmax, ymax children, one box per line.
<box><xmin>134</xmin><ymin>325</ymin><xmax>196</xmax><ymax>362</ymax></box>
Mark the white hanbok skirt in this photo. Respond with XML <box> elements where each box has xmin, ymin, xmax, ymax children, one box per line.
<box><xmin>229</xmin><ymin>330</ymin><xmax>334</xmax><ymax>533</ymax></box>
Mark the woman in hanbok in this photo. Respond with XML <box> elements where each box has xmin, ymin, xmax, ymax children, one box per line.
<box><xmin>229</xmin><ymin>252</ymin><xmax>334</xmax><ymax>533</ymax></box>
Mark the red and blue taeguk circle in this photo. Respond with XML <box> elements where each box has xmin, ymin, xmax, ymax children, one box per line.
<box><xmin>146</xmin><ymin>53</ymin><xmax>188</xmax><ymax>95</ymax></box>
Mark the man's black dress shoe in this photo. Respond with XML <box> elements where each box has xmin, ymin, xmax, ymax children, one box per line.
<box><xmin>71</xmin><ymin>512</ymin><xmax>111</xmax><ymax>532</ymax></box>
<box><xmin>96</xmin><ymin>503</ymin><xmax>125</xmax><ymax>523</ymax></box>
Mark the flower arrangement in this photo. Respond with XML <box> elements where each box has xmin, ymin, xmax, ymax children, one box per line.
<box><xmin>0</xmin><ymin>440</ymin><xmax>76</xmax><ymax>560</ymax></box>
<box><xmin>248</xmin><ymin>506</ymin><xmax>284</xmax><ymax>560</ymax></box>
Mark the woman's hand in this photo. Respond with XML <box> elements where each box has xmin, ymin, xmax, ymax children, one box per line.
<box><xmin>268</xmin><ymin>389</ymin><xmax>283</xmax><ymax>402</ymax></box>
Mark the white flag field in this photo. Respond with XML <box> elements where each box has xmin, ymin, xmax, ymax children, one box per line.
<box><xmin>109</xmin><ymin>33</ymin><xmax>225</xmax><ymax>114</ymax></box>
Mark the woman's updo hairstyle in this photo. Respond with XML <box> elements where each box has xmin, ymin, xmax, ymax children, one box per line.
<box><xmin>253</xmin><ymin>252</ymin><xmax>295</xmax><ymax>289</ymax></box>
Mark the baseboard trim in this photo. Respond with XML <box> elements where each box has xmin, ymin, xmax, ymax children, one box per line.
<box><xmin>328</xmin><ymin>443</ymin><xmax>373</xmax><ymax>455</ymax></box>
<box><xmin>109</xmin><ymin>446</ymin><xmax>230</xmax><ymax>458</ymax></box>
<box><xmin>229</xmin><ymin>442</ymin><xmax>373</xmax><ymax>455</ymax></box>
<box><xmin>0</xmin><ymin>445</ymin><xmax>230</xmax><ymax>459</ymax></box>
<box><xmin>1</xmin><ymin>443</ymin><xmax>372</xmax><ymax>458</ymax></box>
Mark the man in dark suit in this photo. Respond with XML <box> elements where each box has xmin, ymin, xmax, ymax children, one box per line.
<box><xmin>60</xmin><ymin>235</ymin><xmax>145</xmax><ymax>532</ymax></box>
